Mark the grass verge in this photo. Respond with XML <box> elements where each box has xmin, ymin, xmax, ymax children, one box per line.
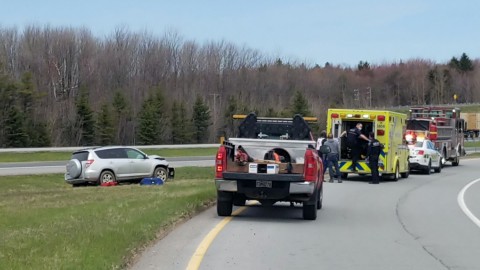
<box><xmin>0</xmin><ymin>147</ymin><xmax>218</xmax><ymax>163</ymax></box>
<box><xmin>0</xmin><ymin>167</ymin><xmax>216</xmax><ymax>270</ymax></box>
<box><xmin>464</xmin><ymin>140</ymin><xmax>480</xmax><ymax>148</ymax></box>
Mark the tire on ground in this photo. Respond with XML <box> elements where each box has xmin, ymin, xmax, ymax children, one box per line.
<box><xmin>217</xmin><ymin>191</ymin><xmax>233</xmax><ymax>216</ymax></box>
<box><xmin>153</xmin><ymin>167</ymin><xmax>168</xmax><ymax>181</ymax></box>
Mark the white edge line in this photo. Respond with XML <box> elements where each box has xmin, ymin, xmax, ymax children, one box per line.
<box><xmin>457</xmin><ymin>178</ymin><xmax>480</xmax><ymax>228</ymax></box>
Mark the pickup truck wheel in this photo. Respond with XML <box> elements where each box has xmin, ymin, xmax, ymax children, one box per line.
<box><xmin>316</xmin><ymin>187</ymin><xmax>323</xmax><ymax>210</ymax></box>
<box><xmin>217</xmin><ymin>191</ymin><xmax>233</xmax><ymax>216</ymax></box>
<box><xmin>303</xmin><ymin>203</ymin><xmax>317</xmax><ymax>220</ymax></box>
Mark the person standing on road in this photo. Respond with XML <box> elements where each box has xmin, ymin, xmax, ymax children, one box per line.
<box><xmin>367</xmin><ymin>131</ymin><xmax>383</xmax><ymax>184</ymax></box>
<box><xmin>341</xmin><ymin>123</ymin><xmax>370</xmax><ymax>172</ymax></box>
<box><xmin>324</xmin><ymin>133</ymin><xmax>342</xmax><ymax>183</ymax></box>
<box><xmin>316</xmin><ymin>130</ymin><xmax>328</xmax><ymax>174</ymax></box>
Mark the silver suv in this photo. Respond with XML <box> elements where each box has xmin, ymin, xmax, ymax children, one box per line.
<box><xmin>65</xmin><ymin>146</ymin><xmax>174</xmax><ymax>186</ymax></box>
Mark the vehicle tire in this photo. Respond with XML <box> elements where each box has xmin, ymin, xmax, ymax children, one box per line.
<box><xmin>98</xmin><ymin>170</ymin><xmax>116</xmax><ymax>185</ymax></box>
<box><xmin>441</xmin><ymin>149</ymin><xmax>447</xmax><ymax>168</ymax></box>
<box><xmin>434</xmin><ymin>162</ymin><xmax>442</xmax><ymax>173</ymax></box>
<box><xmin>401</xmin><ymin>161</ymin><xmax>410</xmax><ymax>178</ymax></box>
<box><xmin>66</xmin><ymin>159</ymin><xmax>82</xmax><ymax>179</ymax></box>
<box><xmin>341</xmin><ymin>173</ymin><xmax>348</xmax><ymax>180</ymax></box>
<box><xmin>452</xmin><ymin>156</ymin><xmax>459</xmax><ymax>166</ymax></box>
<box><xmin>392</xmin><ymin>163</ymin><xmax>400</xmax><ymax>181</ymax></box>
<box><xmin>317</xmin><ymin>187</ymin><xmax>323</xmax><ymax>210</ymax></box>
<box><xmin>303</xmin><ymin>203</ymin><xmax>317</xmax><ymax>220</ymax></box>
<box><xmin>425</xmin><ymin>160</ymin><xmax>431</xmax><ymax>175</ymax></box>
<box><xmin>217</xmin><ymin>191</ymin><xmax>233</xmax><ymax>216</ymax></box>
<box><xmin>153</xmin><ymin>167</ymin><xmax>168</xmax><ymax>181</ymax></box>
<box><xmin>233</xmin><ymin>194</ymin><xmax>246</xmax><ymax>206</ymax></box>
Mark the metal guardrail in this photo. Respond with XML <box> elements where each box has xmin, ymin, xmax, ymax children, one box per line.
<box><xmin>0</xmin><ymin>144</ymin><xmax>220</xmax><ymax>153</ymax></box>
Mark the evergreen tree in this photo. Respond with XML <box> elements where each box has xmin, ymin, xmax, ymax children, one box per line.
<box><xmin>29</xmin><ymin>122</ymin><xmax>51</xmax><ymax>147</ymax></box>
<box><xmin>137</xmin><ymin>87</ymin><xmax>169</xmax><ymax>145</ymax></box>
<box><xmin>170</xmin><ymin>101</ymin><xmax>180</xmax><ymax>143</ymax></box>
<box><xmin>459</xmin><ymin>53</ymin><xmax>474</xmax><ymax>72</ymax></box>
<box><xmin>19</xmin><ymin>72</ymin><xmax>51</xmax><ymax>146</ymax></box>
<box><xmin>137</xmin><ymin>97</ymin><xmax>159</xmax><ymax>145</ymax></box>
<box><xmin>290</xmin><ymin>90</ymin><xmax>311</xmax><ymax>116</ymax></box>
<box><xmin>191</xmin><ymin>96</ymin><xmax>211</xmax><ymax>143</ymax></box>
<box><xmin>96</xmin><ymin>103</ymin><xmax>115</xmax><ymax>145</ymax></box>
<box><xmin>153</xmin><ymin>87</ymin><xmax>168</xmax><ymax>142</ymax></box>
<box><xmin>4</xmin><ymin>106</ymin><xmax>28</xmax><ymax>147</ymax></box>
<box><xmin>75</xmin><ymin>88</ymin><xmax>95</xmax><ymax>146</ymax></box>
<box><xmin>178</xmin><ymin>101</ymin><xmax>191</xmax><ymax>143</ymax></box>
<box><xmin>112</xmin><ymin>90</ymin><xmax>130</xmax><ymax>144</ymax></box>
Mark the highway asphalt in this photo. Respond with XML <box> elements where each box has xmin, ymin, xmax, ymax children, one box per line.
<box><xmin>131</xmin><ymin>158</ymin><xmax>480</xmax><ymax>270</ymax></box>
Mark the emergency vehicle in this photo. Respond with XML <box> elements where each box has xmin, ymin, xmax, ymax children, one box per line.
<box><xmin>406</xmin><ymin>106</ymin><xmax>465</xmax><ymax>166</ymax></box>
<box><xmin>326</xmin><ymin>109</ymin><xmax>410</xmax><ymax>180</ymax></box>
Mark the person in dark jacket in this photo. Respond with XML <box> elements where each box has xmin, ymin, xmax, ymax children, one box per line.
<box><xmin>367</xmin><ymin>132</ymin><xmax>383</xmax><ymax>184</ymax></box>
<box><xmin>341</xmin><ymin>123</ymin><xmax>370</xmax><ymax>172</ymax></box>
<box><xmin>324</xmin><ymin>133</ymin><xmax>342</xmax><ymax>183</ymax></box>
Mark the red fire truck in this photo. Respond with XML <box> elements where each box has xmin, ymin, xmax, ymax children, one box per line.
<box><xmin>405</xmin><ymin>106</ymin><xmax>466</xmax><ymax>166</ymax></box>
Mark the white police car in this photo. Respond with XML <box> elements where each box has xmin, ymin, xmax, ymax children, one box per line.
<box><xmin>408</xmin><ymin>139</ymin><xmax>442</xmax><ymax>174</ymax></box>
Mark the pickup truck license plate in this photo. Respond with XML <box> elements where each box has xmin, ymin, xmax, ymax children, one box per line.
<box><xmin>256</xmin><ymin>180</ymin><xmax>272</xmax><ymax>188</ymax></box>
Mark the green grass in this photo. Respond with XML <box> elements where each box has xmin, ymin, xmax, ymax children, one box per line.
<box><xmin>0</xmin><ymin>167</ymin><xmax>216</xmax><ymax>270</ymax></box>
<box><xmin>0</xmin><ymin>147</ymin><xmax>218</xmax><ymax>163</ymax></box>
<box><xmin>464</xmin><ymin>140</ymin><xmax>480</xmax><ymax>147</ymax></box>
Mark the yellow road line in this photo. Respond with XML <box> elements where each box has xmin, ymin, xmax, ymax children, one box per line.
<box><xmin>186</xmin><ymin>206</ymin><xmax>247</xmax><ymax>270</ymax></box>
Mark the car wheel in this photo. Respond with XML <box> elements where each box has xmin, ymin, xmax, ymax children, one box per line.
<box><xmin>434</xmin><ymin>161</ymin><xmax>442</xmax><ymax>173</ymax></box>
<box><xmin>153</xmin><ymin>167</ymin><xmax>168</xmax><ymax>181</ymax></box>
<box><xmin>66</xmin><ymin>159</ymin><xmax>82</xmax><ymax>179</ymax></box>
<box><xmin>99</xmin><ymin>170</ymin><xmax>116</xmax><ymax>185</ymax></box>
<box><xmin>425</xmin><ymin>160</ymin><xmax>431</xmax><ymax>175</ymax></box>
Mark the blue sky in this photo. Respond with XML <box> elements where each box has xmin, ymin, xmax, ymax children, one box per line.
<box><xmin>1</xmin><ymin>0</ymin><xmax>479</xmax><ymax>67</ymax></box>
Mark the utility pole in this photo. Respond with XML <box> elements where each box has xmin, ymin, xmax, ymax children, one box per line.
<box><xmin>353</xmin><ymin>89</ymin><xmax>359</xmax><ymax>107</ymax></box>
<box><xmin>367</xmin><ymin>87</ymin><xmax>372</xmax><ymax>107</ymax></box>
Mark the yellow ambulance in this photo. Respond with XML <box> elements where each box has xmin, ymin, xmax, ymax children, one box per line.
<box><xmin>326</xmin><ymin>109</ymin><xmax>410</xmax><ymax>180</ymax></box>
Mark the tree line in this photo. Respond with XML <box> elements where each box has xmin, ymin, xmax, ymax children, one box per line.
<box><xmin>0</xmin><ymin>25</ymin><xmax>478</xmax><ymax>147</ymax></box>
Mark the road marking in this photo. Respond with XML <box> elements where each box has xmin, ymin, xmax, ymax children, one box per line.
<box><xmin>457</xmin><ymin>177</ymin><xmax>480</xmax><ymax>228</ymax></box>
<box><xmin>186</xmin><ymin>205</ymin><xmax>249</xmax><ymax>270</ymax></box>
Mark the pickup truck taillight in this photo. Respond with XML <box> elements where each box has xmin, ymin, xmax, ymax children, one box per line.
<box><xmin>303</xmin><ymin>149</ymin><xmax>318</xmax><ymax>182</ymax></box>
<box><xmin>215</xmin><ymin>146</ymin><xmax>226</xmax><ymax>178</ymax></box>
